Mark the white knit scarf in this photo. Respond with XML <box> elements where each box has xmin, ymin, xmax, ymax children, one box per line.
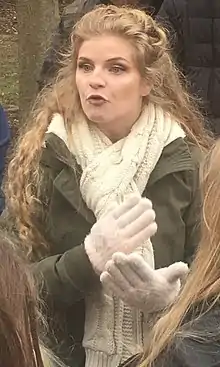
<box><xmin>47</xmin><ymin>102</ymin><xmax>185</xmax><ymax>366</ymax></box>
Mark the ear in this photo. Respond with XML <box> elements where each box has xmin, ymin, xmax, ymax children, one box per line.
<box><xmin>140</xmin><ymin>80</ymin><xmax>152</xmax><ymax>97</ymax></box>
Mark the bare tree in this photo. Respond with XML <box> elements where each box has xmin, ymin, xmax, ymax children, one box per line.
<box><xmin>17</xmin><ymin>0</ymin><xmax>60</xmax><ymax>121</ymax></box>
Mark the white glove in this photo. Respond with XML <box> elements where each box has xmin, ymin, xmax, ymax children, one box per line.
<box><xmin>100</xmin><ymin>252</ymin><xmax>189</xmax><ymax>312</ymax></box>
<box><xmin>85</xmin><ymin>195</ymin><xmax>157</xmax><ymax>274</ymax></box>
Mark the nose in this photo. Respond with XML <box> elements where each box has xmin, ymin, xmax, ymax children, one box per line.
<box><xmin>89</xmin><ymin>69</ymin><xmax>106</xmax><ymax>89</ymax></box>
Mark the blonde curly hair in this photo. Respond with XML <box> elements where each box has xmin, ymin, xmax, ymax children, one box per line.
<box><xmin>7</xmin><ymin>5</ymin><xmax>211</xmax><ymax>257</ymax></box>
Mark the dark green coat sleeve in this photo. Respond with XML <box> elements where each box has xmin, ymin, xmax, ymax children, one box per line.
<box><xmin>183</xmin><ymin>169</ymin><xmax>201</xmax><ymax>264</ymax></box>
<box><xmin>33</xmin><ymin>163</ymin><xmax>100</xmax><ymax>307</ymax></box>
<box><xmin>34</xmin><ymin>244</ymin><xmax>100</xmax><ymax>306</ymax></box>
<box><xmin>146</xmin><ymin>168</ymin><xmax>201</xmax><ymax>269</ymax></box>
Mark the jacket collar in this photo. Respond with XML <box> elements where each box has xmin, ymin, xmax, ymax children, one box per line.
<box><xmin>41</xmin><ymin>132</ymin><xmax>197</xmax><ymax>223</ymax></box>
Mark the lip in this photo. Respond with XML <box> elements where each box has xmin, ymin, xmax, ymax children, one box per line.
<box><xmin>86</xmin><ymin>94</ymin><xmax>108</xmax><ymax>102</ymax></box>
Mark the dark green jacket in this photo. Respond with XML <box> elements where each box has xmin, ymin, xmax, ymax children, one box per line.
<box><xmin>35</xmin><ymin>133</ymin><xmax>202</xmax><ymax>367</ymax></box>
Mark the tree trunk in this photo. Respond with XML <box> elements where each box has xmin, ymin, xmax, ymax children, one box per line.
<box><xmin>17</xmin><ymin>0</ymin><xmax>60</xmax><ymax>121</ymax></box>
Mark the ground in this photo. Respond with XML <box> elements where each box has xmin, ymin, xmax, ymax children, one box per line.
<box><xmin>0</xmin><ymin>0</ymin><xmax>18</xmax><ymax>138</ymax></box>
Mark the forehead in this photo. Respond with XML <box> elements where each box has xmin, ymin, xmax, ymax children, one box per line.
<box><xmin>77</xmin><ymin>35</ymin><xmax>136</xmax><ymax>62</ymax></box>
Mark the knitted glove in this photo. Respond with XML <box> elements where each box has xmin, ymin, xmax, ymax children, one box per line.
<box><xmin>100</xmin><ymin>252</ymin><xmax>189</xmax><ymax>312</ymax></box>
<box><xmin>85</xmin><ymin>195</ymin><xmax>157</xmax><ymax>274</ymax></box>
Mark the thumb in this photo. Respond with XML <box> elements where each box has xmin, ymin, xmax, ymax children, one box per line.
<box><xmin>165</xmin><ymin>262</ymin><xmax>189</xmax><ymax>284</ymax></box>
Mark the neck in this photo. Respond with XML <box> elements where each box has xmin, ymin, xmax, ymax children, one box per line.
<box><xmin>95</xmin><ymin>109</ymin><xmax>143</xmax><ymax>142</ymax></box>
<box><xmin>98</xmin><ymin>124</ymin><xmax>132</xmax><ymax>142</ymax></box>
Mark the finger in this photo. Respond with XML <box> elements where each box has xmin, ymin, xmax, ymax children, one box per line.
<box><xmin>104</xmin><ymin>259</ymin><xmax>132</xmax><ymax>292</ymax></box>
<box><xmin>110</xmin><ymin>252</ymin><xmax>143</xmax><ymax>288</ymax></box>
<box><xmin>111</xmin><ymin>195</ymin><xmax>141</xmax><ymax>220</ymax></box>
<box><xmin>100</xmin><ymin>271</ymin><xmax>129</xmax><ymax>300</ymax></box>
<box><xmin>125</xmin><ymin>222</ymin><xmax>157</xmax><ymax>253</ymax></box>
<box><xmin>122</xmin><ymin>208</ymin><xmax>156</xmax><ymax>238</ymax></box>
<box><xmin>165</xmin><ymin>262</ymin><xmax>189</xmax><ymax>284</ymax></box>
<box><xmin>122</xmin><ymin>252</ymin><xmax>155</xmax><ymax>283</ymax></box>
<box><xmin>117</xmin><ymin>198</ymin><xmax>154</xmax><ymax>230</ymax></box>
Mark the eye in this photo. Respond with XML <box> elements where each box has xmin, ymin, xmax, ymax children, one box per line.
<box><xmin>77</xmin><ymin>62</ymin><xmax>93</xmax><ymax>72</ymax></box>
<box><xmin>109</xmin><ymin>65</ymin><xmax>126</xmax><ymax>74</ymax></box>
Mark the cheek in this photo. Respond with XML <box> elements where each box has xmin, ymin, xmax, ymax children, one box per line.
<box><xmin>115</xmin><ymin>80</ymin><xmax>143</xmax><ymax>101</ymax></box>
<box><xmin>114</xmin><ymin>75</ymin><xmax>143</xmax><ymax>97</ymax></box>
<box><xmin>110</xmin><ymin>78</ymin><xmax>133</xmax><ymax>97</ymax></box>
<box><xmin>75</xmin><ymin>73</ymin><xmax>85</xmax><ymax>96</ymax></box>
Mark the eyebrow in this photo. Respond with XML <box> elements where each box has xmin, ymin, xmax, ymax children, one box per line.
<box><xmin>106</xmin><ymin>57</ymin><xmax>129</xmax><ymax>63</ymax></box>
<box><xmin>78</xmin><ymin>56</ymin><xmax>129</xmax><ymax>63</ymax></box>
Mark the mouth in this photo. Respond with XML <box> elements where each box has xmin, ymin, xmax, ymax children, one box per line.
<box><xmin>86</xmin><ymin>94</ymin><xmax>108</xmax><ymax>105</ymax></box>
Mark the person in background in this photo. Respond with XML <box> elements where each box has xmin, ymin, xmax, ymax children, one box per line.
<box><xmin>157</xmin><ymin>0</ymin><xmax>220</xmax><ymax>136</ymax></box>
<box><xmin>38</xmin><ymin>0</ymin><xmax>164</xmax><ymax>89</ymax></box>
<box><xmin>0</xmin><ymin>105</ymin><xmax>10</xmax><ymax>215</ymax></box>
<box><xmin>116</xmin><ymin>139</ymin><xmax>220</xmax><ymax>367</ymax></box>
<box><xmin>0</xmin><ymin>223</ymin><xmax>65</xmax><ymax>367</ymax></box>
<box><xmin>8</xmin><ymin>5</ymin><xmax>210</xmax><ymax>367</ymax></box>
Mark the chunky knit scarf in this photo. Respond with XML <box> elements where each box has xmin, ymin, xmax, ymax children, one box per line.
<box><xmin>47</xmin><ymin>102</ymin><xmax>185</xmax><ymax>366</ymax></box>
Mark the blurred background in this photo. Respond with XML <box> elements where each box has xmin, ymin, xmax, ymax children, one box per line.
<box><xmin>0</xmin><ymin>0</ymin><xmax>70</xmax><ymax>141</ymax></box>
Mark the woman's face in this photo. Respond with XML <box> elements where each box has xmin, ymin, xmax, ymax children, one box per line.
<box><xmin>75</xmin><ymin>35</ymin><xmax>150</xmax><ymax>139</ymax></box>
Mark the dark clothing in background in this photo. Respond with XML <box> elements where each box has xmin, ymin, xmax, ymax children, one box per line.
<box><xmin>158</xmin><ymin>0</ymin><xmax>220</xmax><ymax>136</ymax></box>
<box><xmin>38</xmin><ymin>0</ymin><xmax>163</xmax><ymax>89</ymax></box>
<box><xmin>121</xmin><ymin>302</ymin><xmax>220</xmax><ymax>367</ymax></box>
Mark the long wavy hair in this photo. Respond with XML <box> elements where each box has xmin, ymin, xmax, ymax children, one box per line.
<box><xmin>7</xmin><ymin>5</ymin><xmax>211</xmax><ymax>257</ymax></box>
<box><xmin>140</xmin><ymin>139</ymin><xmax>220</xmax><ymax>367</ymax></box>
<box><xmin>0</xmin><ymin>222</ymin><xmax>66</xmax><ymax>367</ymax></box>
<box><xmin>0</xmin><ymin>226</ymin><xmax>44</xmax><ymax>367</ymax></box>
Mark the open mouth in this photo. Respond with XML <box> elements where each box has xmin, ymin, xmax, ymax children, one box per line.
<box><xmin>87</xmin><ymin>95</ymin><xmax>108</xmax><ymax>105</ymax></box>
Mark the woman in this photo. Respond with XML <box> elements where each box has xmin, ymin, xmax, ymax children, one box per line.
<box><xmin>0</xmin><ymin>224</ymin><xmax>63</xmax><ymax>367</ymax></box>
<box><xmin>118</xmin><ymin>140</ymin><xmax>220</xmax><ymax>367</ymax></box>
<box><xmin>7</xmin><ymin>5</ymin><xmax>210</xmax><ymax>367</ymax></box>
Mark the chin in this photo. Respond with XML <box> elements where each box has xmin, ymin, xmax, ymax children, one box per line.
<box><xmin>86</xmin><ymin>113</ymin><xmax>109</xmax><ymax>125</ymax></box>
